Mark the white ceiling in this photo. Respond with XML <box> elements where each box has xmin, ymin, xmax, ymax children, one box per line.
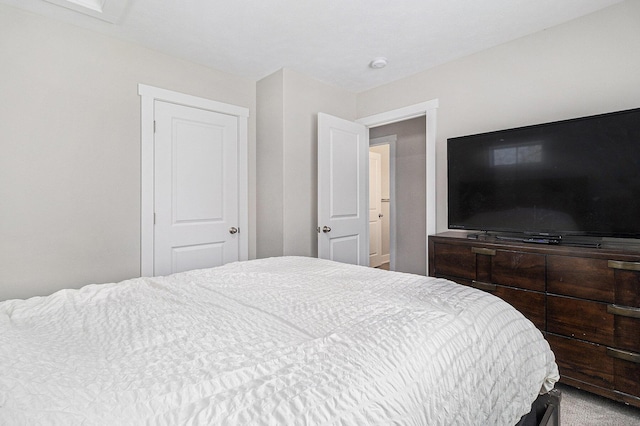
<box><xmin>2</xmin><ymin>0</ymin><xmax>624</xmax><ymax>92</ymax></box>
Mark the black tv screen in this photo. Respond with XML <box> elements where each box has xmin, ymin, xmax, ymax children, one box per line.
<box><xmin>447</xmin><ymin>108</ymin><xmax>640</xmax><ymax>239</ymax></box>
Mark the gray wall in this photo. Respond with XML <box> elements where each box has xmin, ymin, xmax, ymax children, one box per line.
<box><xmin>0</xmin><ymin>5</ymin><xmax>256</xmax><ymax>300</ymax></box>
<box><xmin>256</xmin><ymin>69</ymin><xmax>357</xmax><ymax>259</ymax></box>
<box><xmin>370</xmin><ymin>117</ymin><xmax>427</xmax><ymax>275</ymax></box>
<box><xmin>357</xmin><ymin>0</ymin><xmax>640</xmax><ymax>233</ymax></box>
<box><xmin>3</xmin><ymin>0</ymin><xmax>639</xmax><ymax>300</ymax></box>
<box><xmin>256</xmin><ymin>71</ymin><xmax>285</xmax><ymax>258</ymax></box>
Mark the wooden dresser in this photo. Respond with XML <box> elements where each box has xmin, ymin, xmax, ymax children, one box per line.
<box><xmin>429</xmin><ymin>232</ymin><xmax>640</xmax><ymax>408</ymax></box>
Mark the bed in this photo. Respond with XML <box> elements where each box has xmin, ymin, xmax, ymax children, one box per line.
<box><xmin>0</xmin><ymin>256</ymin><xmax>558</xmax><ymax>425</ymax></box>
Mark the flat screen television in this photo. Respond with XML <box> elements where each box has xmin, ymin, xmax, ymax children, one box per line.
<box><xmin>447</xmin><ymin>107</ymin><xmax>640</xmax><ymax>240</ymax></box>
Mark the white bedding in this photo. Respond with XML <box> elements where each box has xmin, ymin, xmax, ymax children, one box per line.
<box><xmin>0</xmin><ymin>256</ymin><xmax>558</xmax><ymax>425</ymax></box>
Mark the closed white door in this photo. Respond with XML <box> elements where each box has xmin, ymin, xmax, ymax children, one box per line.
<box><xmin>317</xmin><ymin>113</ymin><xmax>369</xmax><ymax>265</ymax></box>
<box><xmin>154</xmin><ymin>100</ymin><xmax>239</xmax><ymax>276</ymax></box>
<box><xmin>369</xmin><ymin>151</ymin><xmax>383</xmax><ymax>267</ymax></box>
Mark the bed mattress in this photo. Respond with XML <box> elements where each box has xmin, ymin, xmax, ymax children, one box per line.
<box><xmin>0</xmin><ymin>256</ymin><xmax>558</xmax><ymax>425</ymax></box>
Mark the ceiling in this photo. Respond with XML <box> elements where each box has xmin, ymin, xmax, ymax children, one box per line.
<box><xmin>2</xmin><ymin>0</ymin><xmax>624</xmax><ymax>92</ymax></box>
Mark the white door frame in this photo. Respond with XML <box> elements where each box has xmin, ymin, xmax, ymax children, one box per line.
<box><xmin>357</xmin><ymin>99</ymin><xmax>439</xmax><ymax>273</ymax></box>
<box><xmin>138</xmin><ymin>84</ymin><xmax>249</xmax><ymax>277</ymax></box>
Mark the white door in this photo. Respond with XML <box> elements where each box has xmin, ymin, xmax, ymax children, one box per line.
<box><xmin>154</xmin><ymin>100</ymin><xmax>240</xmax><ymax>276</ymax></box>
<box><xmin>317</xmin><ymin>113</ymin><xmax>369</xmax><ymax>265</ymax></box>
<box><xmin>369</xmin><ymin>151</ymin><xmax>383</xmax><ymax>267</ymax></box>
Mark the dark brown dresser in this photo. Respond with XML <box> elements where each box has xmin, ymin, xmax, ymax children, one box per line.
<box><xmin>429</xmin><ymin>232</ymin><xmax>640</xmax><ymax>408</ymax></box>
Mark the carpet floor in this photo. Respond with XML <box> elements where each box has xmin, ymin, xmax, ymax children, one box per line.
<box><xmin>557</xmin><ymin>383</ymin><xmax>640</xmax><ymax>426</ymax></box>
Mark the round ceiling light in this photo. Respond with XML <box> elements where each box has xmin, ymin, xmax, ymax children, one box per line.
<box><xmin>369</xmin><ymin>57</ymin><xmax>388</xmax><ymax>69</ymax></box>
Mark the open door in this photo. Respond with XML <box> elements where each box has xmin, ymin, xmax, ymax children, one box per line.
<box><xmin>317</xmin><ymin>113</ymin><xmax>369</xmax><ymax>265</ymax></box>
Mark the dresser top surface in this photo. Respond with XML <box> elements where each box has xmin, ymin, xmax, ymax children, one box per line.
<box><xmin>430</xmin><ymin>231</ymin><xmax>640</xmax><ymax>259</ymax></box>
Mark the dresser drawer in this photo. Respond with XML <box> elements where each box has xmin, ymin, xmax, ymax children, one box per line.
<box><xmin>548</xmin><ymin>334</ymin><xmax>640</xmax><ymax>399</ymax></box>
<box><xmin>432</xmin><ymin>242</ymin><xmax>476</xmax><ymax>280</ymax></box>
<box><xmin>547</xmin><ymin>295</ymin><xmax>614</xmax><ymax>346</ymax></box>
<box><xmin>492</xmin><ymin>250</ymin><xmax>545</xmax><ymax>292</ymax></box>
<box><xmin>547</xmin><ymin>333</ymin><xmax>613</xmax><ymax>389</ymax></box>
<box><xmin>494</xmin><ymin>286</ymin><xmax>545</xmax><ymax>329</ymax></box>
<box><xmin>547</xmin><ymin>256</ymin><xmax>614</xmax><ymax>302</ymax></box>
<box><xmin>610</xmin><ymin>348</ymin><xmax>640</xmax><ymax>397</ymax></box>
<box><xmin>462</xmin><ymin>280</ymin><xmax>545</xmax><ymax>329</ymax></box>
<box><xmin>609</xmin><ymin>306</ymin><xmax>640</xmax><ymax>353</ymax></box>
<box><xmin>612</xmin><ymin>265</ymin><xmax>640</xmax><ymax>308</ymax></box>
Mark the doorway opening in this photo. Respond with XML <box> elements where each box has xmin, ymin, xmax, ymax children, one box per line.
<box><xmin>369</xmin><ymin>116</ymin><xmax>427</xmax><ymax>275</ymax></box>
<box><xmin>317</xmin><ymin>100</ymin><xmax>438</xmax><ymax>271</ymax></box>
<box><xmin>357</xmin><ymin>99</ymin><xmax>438</xmax><ymax>275</ymax></box>
<box><xmin>369</xmin><ymin>137</ymin><xmax>394</xmax><ymax>270</ymax></box>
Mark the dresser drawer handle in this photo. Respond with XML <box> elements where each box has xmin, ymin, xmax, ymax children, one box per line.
<box><xmin>607</xmin><ymin>304</ymin><xmax>640</xmax><ymax>319</ymax></box>
<box><xmin>608</xmin><ymin>260</ymin><xmax>640</xmax><ymax>271</ymax></box>
<box><xmin>606</xmin><ymin>348</ymin><xmax>640</xmax><ymax>364</ymax></box>
<box><xmin>471</xmin><ymin>280</ymin><xmax>497</xmax><ymax>292</ymax></box>
<box><xmin>471</xmin><ymin>247</ymin><xmax>496</xmax><ymax>256</ymax></box>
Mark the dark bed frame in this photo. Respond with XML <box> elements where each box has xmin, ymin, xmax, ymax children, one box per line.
<box><xmin>516</xmin><ymin>389</ymin><xmax>562</xmax><ymax>426</ymax></box>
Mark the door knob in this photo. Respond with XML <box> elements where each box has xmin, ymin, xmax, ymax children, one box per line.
<box><xmin>322</xmin><ymin>226</ymin><xmax>331</xmax><ymax>233</ymax></box>
<box><xmin>229</xmin><ymin>227</ymin><xmax>239</xmax><ymax>234</ymax></box>
<box><xmin>378</xmin><ymin>213</ymin><xmax>383</xmax><ymax>218</ymax></box>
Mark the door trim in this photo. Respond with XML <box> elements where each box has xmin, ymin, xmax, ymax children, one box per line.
<box><xmin>138</xmin><ymin>84</ymin><xmax>249</xmax><ymax>277</ymax></box>
<box><xmin>357</xmin><ymin>99</ymin><xmax>438</xmax><ymax>273</ymax></box>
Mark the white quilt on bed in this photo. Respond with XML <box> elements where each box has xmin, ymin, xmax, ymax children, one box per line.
<box><xmin>0</xmin><ymin>256</ymin><xmax>558</xmax><ymax>425</ymax></box>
